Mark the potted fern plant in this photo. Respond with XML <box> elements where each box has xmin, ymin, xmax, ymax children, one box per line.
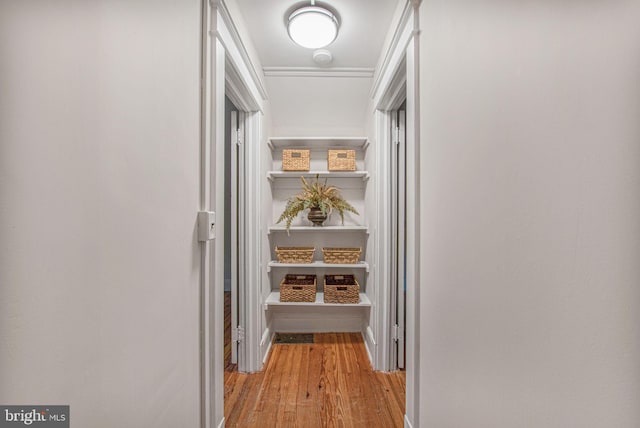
<box><xmin>277</xmin><ymin>175</ymin><xmax>359</xmax><ymax>231</ymax></box>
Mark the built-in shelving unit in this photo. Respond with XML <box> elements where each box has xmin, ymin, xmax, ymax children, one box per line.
<box><xmin>268</xmin><ymin>225</ymin><xmax>369</xmax><ymax>234</ymax></box>
<box><xmin>267</xmin><ymin>260</ymin><xmax>369</xmax><ymax>272</ymax></box>
<box><xmin>265</xmin><ymin>136</ymin><xmax>370</xmax><ymax>333</ymax></box>
<box><xmin>267</xmin><ymin>170</ymin><xmax>369</xmax><ymax>181</ymax></box>
<box><xmin>264</xmin><ymin>291</ymin><xmax>371</xmax><ymax>309</ymax></box>
<box><xmin>267</xmin><ymin>137</ymin><xmax>369</xmax><ymax>151</ymax></box>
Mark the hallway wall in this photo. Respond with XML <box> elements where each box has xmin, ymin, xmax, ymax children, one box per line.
<box><xmin>0</xmin><ymin>1</ymin><xmax>202</xmax><ymax>427</ymax></box>
<box><xmin>417</xmin><ymin>1</ymin><xmax>640</xmax><ymax>427</ymax></box>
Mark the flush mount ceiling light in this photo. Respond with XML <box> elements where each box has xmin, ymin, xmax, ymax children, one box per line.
<box><xmin>287</xmin><ymin>2</ymin><xmax>339</xmax><ymax>49</ymax></box>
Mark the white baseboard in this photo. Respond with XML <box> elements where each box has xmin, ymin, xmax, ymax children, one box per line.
<box><xmin>361</xmin><ymin>325</ymin><xmax>376</xmax><ymax>367</ymax></box>
<box><xmin>263</xmin><ymin>340</ymin><xmax>272</xmax><ymax>365</ymax></box>
<box><xmin>404</xmin><ymin>414</ymin><xmax>413</xmax><ymax>428</ymax></box>
<box><xmin>261</xmin><ymin>327</ymin><xmax>273</xmax><ymax>365</ymax></box>
<box><xmin>366</xmin><ymin>325</ymin><xmax>377</xmax><ymax>346</ymax></box>
<box><xmin>260</xmin><ymin>327</ymin><xmax>272</xmax><ymax>348</ymax></box>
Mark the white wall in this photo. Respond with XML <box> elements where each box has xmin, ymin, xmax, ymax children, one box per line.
<box><xmin>0</xmin><ymin>1</ymin><xmax>202</xmax><ymax>427</ymax></box>
<box><xmin>265</xmin><ymin>75</ymin><xmax>372</xmax><ymax>137</ymax></box>
<box><xmin>417</xmin><ymin>1</ymin><xmax>640</xmax><ymax>427</ymax></box>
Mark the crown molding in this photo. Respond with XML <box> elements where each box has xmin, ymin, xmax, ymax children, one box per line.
<box><xmin>263</xmin><ymin>67</ymin><xmax>375</xmax><ymax>78</ymax></box>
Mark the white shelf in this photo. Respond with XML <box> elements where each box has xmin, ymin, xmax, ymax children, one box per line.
<box><xmin>268</xmin><ymin>137</ymin><xmax>369</xmax><ymax>151</ymax></box>
<box><xmin>267</xmin><ymin>261</ymin><xmax>369</xmax><ymax>272</ymax></box>
<box><xmin>264</xmin><ymin>291</ymin><xmax>371</xmax><ymax>309</ymax></box>
<box><xmin>267</xmin><ymin>170</ymin><xmax>369</xmax><ymax>181</ymax></box>
<box><xmin>268</xmin><ymin>225</ymin><xmax>369</xmax><ymax>234</ymax></box>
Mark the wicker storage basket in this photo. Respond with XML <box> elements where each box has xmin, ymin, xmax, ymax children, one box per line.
<box><xmin>275</xmin><ymin>246</ymin><xmax>315</xmax><ymax>263</ymax></box>
<box><xmin>322</xmin><ymin>247</ymin><xmax>361</xmax><ymax>264</ymax></box>
<box><xmin>327</xmin><ymin>149</ymin><xmax>356</xmax><ymax>171</ymax></box>
<box><xmin>324</xmin><ymin>274</ymin><xmax>360</xmax><ymax>304</ymax></box>
<box><xmin>280</xmin><ymin>274</ymin><xmax>317</xmax><ymax>302</ymax></box>
<box><xmin>282</xmin><ymin>149</ymin><xmax>310</xmax><ymax>171</ymax></box>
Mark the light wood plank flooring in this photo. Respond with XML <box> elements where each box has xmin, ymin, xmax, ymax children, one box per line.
<box><xmin>224</xmin><ymin>291</ymin><xmax>233</xmax><ymax>370</ymax></box>
<box><xmin>224</xmin><ymin>333</ymin><xmax>406</xmax><ymax>427</ymax></box>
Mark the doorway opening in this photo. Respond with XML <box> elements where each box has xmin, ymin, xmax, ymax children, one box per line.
<box><xmin>390</xmin><ymin>102</ymin><xmax>407</xmax><ymax>371</ymax></box>
<box><xmin>373</xmin><ymin>24</ymin><xmax>419</xmax><ymax>420</ymax></box>
<box><xmin>200</xmin><ymin>2</ymin><xmax>266</xmax><ymax>425</ymax></box>
<box><xmin>224</xmin><ymin>96</ymin><xmax>242</xmax><ymax>371</ymax></box>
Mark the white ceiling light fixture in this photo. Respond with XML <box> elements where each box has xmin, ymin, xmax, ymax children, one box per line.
<box><xmin>287</xmin><ymin>1</ymin><xmax>339</xmax><ymax>49</ymax></box>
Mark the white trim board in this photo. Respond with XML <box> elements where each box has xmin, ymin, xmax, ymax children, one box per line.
<box><xmin>371</xmin><ymin>1</ymin><xmax>418</xmax><ymax>107</ymax></box>
<box><xmin>404</xmin><ymin>415</ymin><xmax>414</xmax><ymax>428</ymax></box>
<box><xmin>214</xmin><ymin>0</ymin><xmax>267</xmax><ymax>104</ymax></box>
<box><xmin>364</xmin><ymin>326</ymin><xmax>377</xmax><ymax>369</ymax></box>
<box><xmin>263</xmin><ymin>67</ymin><xmax>375</xmax><ymax>78</ymax></box>
<box><xmin>241</xmin><ymin>111</ymin><xmax>264</xmax><ymax>373</ymax></box>
<box><xmin>259</xmin><ymin>327</ymin><xmax>274</xmax><ymax>365</ymax></box>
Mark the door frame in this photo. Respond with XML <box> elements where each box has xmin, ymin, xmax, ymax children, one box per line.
<box><xmin>200</xmin><ymin>1</ymin><xmax>267</xmax><ymax>427</ymax></box>
<box><xmin>371</xmin><ymin>1</ymin><xmax>420</xmax><ymax>427</ymax></box>
<box><xmin>229</xmin><ymin>109</ymin><xmax>244</xmax><ymax>366</ymax></box>
<box><xmin>389</xmin><ymin>107</ymin><xmax>407</xmax><ymax>370</ymax></box>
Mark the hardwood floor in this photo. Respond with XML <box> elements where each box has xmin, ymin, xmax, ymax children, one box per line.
<box><xmin>224</xmin><ymin>291</ymin><xmax>234</xmax><ymax>370</ymax></box>
<box><xmin>224</xmin><ymin>333</ymin><xmax>406</xmax><ymax>427</ymax></box>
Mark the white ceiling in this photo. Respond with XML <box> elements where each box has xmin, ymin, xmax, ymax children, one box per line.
<box><xmin>234</xmin><ymin>0</ymin><xmax>401</xmax><ymax>69</ymax></box>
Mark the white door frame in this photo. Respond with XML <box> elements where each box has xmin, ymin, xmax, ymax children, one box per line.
<box><xmin>390</xmin><ymin>110</ymin><xmax>399</xmax><ymax>370</ymax></box>
<box><xmin>229</xmin><ymin>110</ymin><xmax>245</xmax><ymax>366</ymax></box>
<box><xmin>396</xmin><ymin>109</ymin><xmax>407</xmax><ymax>371</ymax></box>
<box><xmin>373</xmin><ymin>73</ymin><xmax>407</xmax><ymax>373</ymax></box>
<box><xmin>390</xmin><ymin>107</ymin><xmax>407</xmax><ymax>370</ymax></box>
<box><xmin>200</xmin><ymin>1</ymin><xmax>267</xmax><ymax>427</ymax></box>
<box><xmin>371</xmin><ymin>1</ymin><xmax>420</xmax><ymax>427</ymax></box>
